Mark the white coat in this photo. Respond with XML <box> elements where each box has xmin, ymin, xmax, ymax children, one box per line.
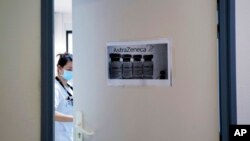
<box><xmin>54</xmin><ymin>80</ymin><xmax>73</xmax><ymax>141</ymax></box>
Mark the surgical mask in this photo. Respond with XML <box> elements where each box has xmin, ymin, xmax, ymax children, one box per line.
<box><xmin>61</xmin><ymin>70</ymin><xmax>73</xmax><ymax>81</ymax></box>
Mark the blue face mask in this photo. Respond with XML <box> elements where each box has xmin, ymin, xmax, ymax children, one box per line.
<box><xmin>62</xmin><ymin>70</ymin><xmax>73</xmax><ymax>81</ymax></box>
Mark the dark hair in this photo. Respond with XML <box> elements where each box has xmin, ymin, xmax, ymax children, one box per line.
<box><xmin>57</xmin><ymin>53</ymin><xmax>73</xmax><ymax>67</ymax></box>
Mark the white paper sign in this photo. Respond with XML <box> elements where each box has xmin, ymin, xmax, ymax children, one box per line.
<box><xmin>106</xmin><ymin>39</ymin><xmax>172</xmax><ymax>86</ymax></box>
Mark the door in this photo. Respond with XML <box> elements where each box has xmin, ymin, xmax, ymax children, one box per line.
<box><xmin>73</xmin><ymin>0</ymin><xmax>219</xmax><ymax>141</ymax></box>
<box><xmin>236</xmin><ymin>0</ymin><xmax>250</xmax><ymax>124</ymax></box>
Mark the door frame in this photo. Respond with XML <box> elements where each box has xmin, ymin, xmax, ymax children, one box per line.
<box><xmin>41</xmin><ymin>0</ymin><xmax>54</xmax><ymax>141</ymax></box>
<box><xmin>41</xmin><ymin>0</ymin><xmax>236</xmax><ymax>141</ymax></box>
<box><xmin>218</xmin><ymin>0</ymin><xmax>237</xmax><ymax>141</ymax></box>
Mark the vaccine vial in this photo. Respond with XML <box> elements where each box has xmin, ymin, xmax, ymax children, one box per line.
<box><xmin>143</xmin><ymin>55</ymin><xmax>154</xmax><ymax>79</ymax></box>
<box><xmin>109</xmin><ymin>53</ymin><xmax>122</xmax><ymax>79</ymax></box>
<box><xmin>132</xmin><ymin>55</ymin><xmax>143</xmax><ymax>79</ymax></box>
<box><xmin>122</xmin><ymin>54</ymin><xmax>132</xmax><ymax>79</ymax></box>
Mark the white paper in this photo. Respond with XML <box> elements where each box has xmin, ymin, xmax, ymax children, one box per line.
<box><xmin>106</xmin><ymin>39</ymin><xmax>172</xmax><ymax>86</ymax></box>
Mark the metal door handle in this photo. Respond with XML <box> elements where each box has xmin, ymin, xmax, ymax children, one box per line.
<box><xmin>75</xmin><ymin>125</ymin><xmax>95</xmax><ymax>136</ymax></box>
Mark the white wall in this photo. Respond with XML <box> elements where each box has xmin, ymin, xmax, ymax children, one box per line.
<box><xmin>236</xmin><ymin>0</ymin><xmax>250</xmax><ymax>124</ymax></box>
<box><xmin>0</xmin><ymin>0</ymin><xmax>40</xmax><ymax>141</ymax></box>
<box><xmin>54</xmin><ymin>12</ymin><xmax>72</xmax><ymax>54</ymax></box>
<box><xmin>73</xmin><ymin>0</ymin><xmax>219</xmax><ymax>141</ymax></box>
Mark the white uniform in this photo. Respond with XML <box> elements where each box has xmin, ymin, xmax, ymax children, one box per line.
<box><xmin>54</xmin><ymin>80</ymin><xmax>73</xmax><ymax>141</ymax></box>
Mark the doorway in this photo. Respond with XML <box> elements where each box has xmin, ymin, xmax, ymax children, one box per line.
<box><xmin>41</xmin><ymin>0</ymin><xmax>73</xmax><ymax>141</ymax></box>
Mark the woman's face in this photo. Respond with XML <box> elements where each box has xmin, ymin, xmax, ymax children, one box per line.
<box><xmin>63</xmin><ymin>61</ymin><xmax>73</xmax><ymax>71</ymax></box>
<box><xmin>58</xmin><ymin>61</ymin><xmax>73</xmax><ymax>75</ymax></box>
